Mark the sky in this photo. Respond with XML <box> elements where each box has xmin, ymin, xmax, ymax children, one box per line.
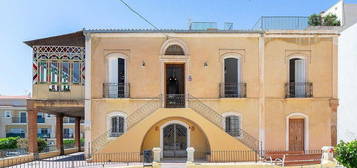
<box><xmin>0</xmin><ymin>0</ymin><xmax>353</xmax><ymax>96</ymax></box>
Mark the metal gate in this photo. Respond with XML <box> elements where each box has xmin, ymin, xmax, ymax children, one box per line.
<box><xmin>163</xmin><ymin>124</ymin><xmax>187</xmax><ymax>158</ymax></box>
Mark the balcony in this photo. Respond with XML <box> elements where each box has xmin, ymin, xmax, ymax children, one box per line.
<box><xmin>165</xmin><ymin>94</ymin><xmax>185</xmax><ymax>108</ymax></box>
<box><xmin>37</xmin><ymin>133</ymin><xmax>51</xmax><ymax>139</ymax></box>
<box><xmin>285</xmin><ymin>82</ymin><xmax>313</xmax><ymax>98</ymax></box>
<box><xmin>64</xmin><ymin>133</ymin><xmax>74</xmax><ymax>139</ymax></box>
<box><xmin>219</xmin><ymin>83</ymin><xmax>247</xmax><ymax>98</ymax></box>
<box><xmin>103</xmin><ymin>83</ymin><xmax>130</xmax><ymax>98</ymax></box>
<box><xmin>6</xmin><ymin>133</ymin><xmax>25</xmax><ymax>138</ymax></box>
<box><xmin>11</xmin><ymin>117</ymin><xmax>27</xmax><ymax>123</ymax></box>
<box><xmin>37</xmin><ymin>117</ymin><xmax>45</xmax><ymax>123</ymax></box>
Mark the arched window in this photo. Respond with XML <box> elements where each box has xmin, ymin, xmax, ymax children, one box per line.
<box><xmin>165</xmin><ymin>45</ymin><xmax>185</xmax><ymax>55</ymax></box>
<box><xmin>223</xmin><ymin>57</ymin><xmax>242</xmax><ymax>97</ymax></box>
<box><xmin>225</xmin><ymin>115</ymin><xmax>241</xmax><ymax>137</ymax></box>
<box><xmin>289</xmin><ymin>58</ymin><xmax>306</xmax><ymax>97</ymax></box>
<box><xmin>111</xmin><ymin>116</ymin><xmax>125</xmax><ymax>137</ymax></box>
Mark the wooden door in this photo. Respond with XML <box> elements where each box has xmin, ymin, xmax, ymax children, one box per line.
<box><xmin>289</xmin><ymin>119</ymin><xmax>304</xmax><ymax>151</ymax></box>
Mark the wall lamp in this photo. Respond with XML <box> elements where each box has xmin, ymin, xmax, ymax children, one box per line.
<box><xmin>204</xmin><ymin>61</ymin><xmax>208</xmax><ymax>68</ymax></box>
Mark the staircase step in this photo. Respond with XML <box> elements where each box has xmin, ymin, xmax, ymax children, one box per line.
<box><xmin>284</xmin><ymin>160</ymin><xmax>321</xmax><ymax>166</ymax></box>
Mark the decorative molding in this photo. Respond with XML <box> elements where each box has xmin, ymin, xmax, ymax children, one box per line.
<box><xmin>33</xmin><ymin>45</ymin><xmax>85</xmax><ymax>61</ymax></box>
<box><xmin>219</xmin><ymin>49</ymin><xmax>246</xmax><ymax>63</ymax></box>
<box><xmin>285</xmin><ymin>50</ymin><xmax>311</xmax><ymax>64</ymax></box>
<box><xmin>285</xmin><ymin>112</ymin><xmax>309</xmax><ymax>151</ymax></box>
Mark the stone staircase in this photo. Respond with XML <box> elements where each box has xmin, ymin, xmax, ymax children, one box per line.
<box><xmin>91</xmin><ymin>95</ymin><xmax>162</xmax><ymax>154</ymax></box>
<box><xmin>91</xmin><ymin>94</ymin><xmax>260</xmax><ymax>155</ymax></box>
<box><xmin>187</xmin><ymin>94</ymin><xmax>261</xmax><ymax>152</ymax></box>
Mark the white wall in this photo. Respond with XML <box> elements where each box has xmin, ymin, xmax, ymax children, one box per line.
<box><xmin>322</xmin><ymin>0</ymin><xmax>344</xmax><ymax>25</ymax></box>
<box><xmin>338</xmin><ymin>22</ymin><xmax>357</xmax><ymax>142</ymax></box>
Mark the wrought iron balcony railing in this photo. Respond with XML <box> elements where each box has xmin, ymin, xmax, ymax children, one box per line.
<box><xmin>220</xmin><ymin>83</ymin><xmax>247</xmax><ymax>98</ymax></box>
<box><xmin>103</xmin><ymin>83</ymin><xmax>130</xmax><ymax>98</ymax></box>
<box><xmin>285</xmin><ymin>82</ymin><xmax>313</xmax><ymax>98</ymax></box>
<box><xmin>37</xmin><ymin>133</ymin><xmax>51</xmax><ymax>139</ymax></box>
<box><xmin>64</xmin><ymin>133</ymin><xmax>74</xmax><ymax>139</ymax></box>
<box><xmin>11</xmin><ymin>117</ymin><xmax>27</xmax><ymax>123</ymax></box>
<box><xmin>165</xmin><ymin>94</ymin><xmax>185</xmax><ymax>108</ymax></box>
<box><xmin>6</xmin><ymin>133</ymin><xmax>25</xmax><ymax>138</ymax></box>
<box><xmin>37</xmin><ymin>117</ymin><xmax>45</xmax><ymax>123</ymax></box>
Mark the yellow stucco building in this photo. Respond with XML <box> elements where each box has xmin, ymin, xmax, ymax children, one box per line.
<box><xmin>25</xmin><ymin>26</ymin><xmax>339</xmax><ymax>162</ymax></box>
<box><xmin>83</xmin><ymin>28</ymin><xmax>339</xmax><ymax>160</ymax></box>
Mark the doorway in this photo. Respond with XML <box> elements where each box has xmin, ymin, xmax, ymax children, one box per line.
<box><xmin>289</xmin><ymin>118</ymin><xmax>305</xmax><ymax>151</ymax></box>
<box><xmin>162</xmin><ymin>123</ymin><xmax>188</xmax><ymax>158</ymax></box>
<box><xmin>165</xmin><ymin>64</ymin><xmax>185</xmax><ymax>108</ymax></box>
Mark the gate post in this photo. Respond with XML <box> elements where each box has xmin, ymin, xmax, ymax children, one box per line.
<box><xmin>186</xmin><ymin>147</ymin><xmax>195</xmax><ymax>163</ymax></box>
<box><xmin>152</xmin><ymin>147</ymin><xmax>161</xmax><ymax>162</ymax></box>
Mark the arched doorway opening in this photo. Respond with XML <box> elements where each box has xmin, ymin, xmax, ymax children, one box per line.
<box><xmin>140</xmin><ymin>117</ymin><xmax>210</xmax><ymax>160</ymax></box>
<box><xmin>162</xmin><ymin>122</ymin><xmax>188</xmax><ymax>158</ymax></box>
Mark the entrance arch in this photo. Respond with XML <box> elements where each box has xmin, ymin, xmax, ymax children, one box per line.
<box><xmin>160</xmin><ymin>120</ymin><xmax>189</xmax><ymax>158</ymax></box>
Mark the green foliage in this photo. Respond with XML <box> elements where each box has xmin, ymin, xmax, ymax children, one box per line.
<box><xmin>37</xmin><ymin>138</ymin><xmax>48</xmax><ymax>152</ymax></box>
<box><xmin>323</xmin><ymin>14</ymin><xmax>341</xmax><ymax>26</ymax></box>
<box><xmin>335</xmin><ymin>140</ymin><xmax>357</xmax><ymax>168</ymax></box>
<box><xmin>308</xmin><ymin>13</ymin><xmax>341</xmax><ymax>26</ymax></box>
<box><xmin>63</xmin><ymin>139</ymin><xmax>75</xmax><ymax>145</ymax></box>
<box><xmin>63</xmin><ymin>138</ymin><xmax>84</xmax><ymax>145</ymax></box>
<box><xmin>308</xmin><ymin>14</ymin><xmax>322</xmax><ymax>26</ymax></box>
<box><xmin>0</xmin><ymin>137</ymin><xmax>19</xmax><ymax>149</ymax></box>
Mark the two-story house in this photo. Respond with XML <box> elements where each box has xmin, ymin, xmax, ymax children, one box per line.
<box><xmin>24</xmin><ymin>23</ymin><xmax>339</xmax><ymax>162</ymax></box>
<box><xmin>83</xmin><ymin>26</ymin><xmax>338</xmax><ymax>161</ymax></box>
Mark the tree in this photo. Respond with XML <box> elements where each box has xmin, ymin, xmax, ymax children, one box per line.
<box><xmin>308</xmin><ymin>13</ymin><xmax>341</xmax><ymax>26</ymax></box>
<box><xmin>335</xmin><ymin>140</ymin><xmax>357</xmax><ymax>168</ymax></box>
<box><xmin>308</xmin><ymin>14</ymin><xmax>322</xmax><ymax>26</ymax></box>
<box><xmin>323</xmin><ymin>14</ymin><xmax>341</xmax><ymax>26</ymax></box>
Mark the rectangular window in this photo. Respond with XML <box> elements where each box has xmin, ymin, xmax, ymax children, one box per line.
<box><xmin>61</xmin><ymin>62</ymin><xmax>70</xmax><ymax>84</ymax></box>
<box><xmin>39</xmin><ymin>61</ymin><xmax>48</xmax><ymax>83</ymax></box>
<box><xmin>64</xmin><ymin>128</ymin><xmax>73</xmax><ymax>138</ymax></box>
<box><xmin>37</xmin><ymin>112</ymin><xmax>45</xmax><ymax>123</ymax></box>
<box><xmin>19</xmin><ymin>112</ymin><xmax>27</xmax><ymax>123</ymax></box>
<box><xmin>72</xmin><ymin>62</ymin><xmax>80</xmax><ymax>84</ymax></box>
<box><xmin>50</xmin><ymin>61</ymin><xmax>59</xmax><ymax>84</ymax></box>
<box><xmin>38</xmin><ymin>128</ymin><xmax>51</xmax><ymax>138</ymax></box>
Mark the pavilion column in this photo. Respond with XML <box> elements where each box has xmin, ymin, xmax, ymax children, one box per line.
<box><xmin>56</xmin><ymin>114</ymin><xmax>64</xmax><ymax>155</ymax></box>
<box><xmin>75</xmin><ymin>117</ymin><xmax>81</xmax><ymax>152</ymax></box>
<box><xmin>28</xmin><ymin>109</ymin><xmax>38</xmax><ymax>154</ymax></box>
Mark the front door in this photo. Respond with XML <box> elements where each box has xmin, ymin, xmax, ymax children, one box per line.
<box><xmin>165</xmin><ymin>64</ymin><xmax>185</xmax><ymax>108</ymax></box>
<box><xmin>289</xmin><ymin>119</ymin><xmax>305</xmax><ymax>151</ymax></box>
<box><xmin>163</xmin><ymin>124</ymin><xmax>187</xmax><ymax>158</ymax></box>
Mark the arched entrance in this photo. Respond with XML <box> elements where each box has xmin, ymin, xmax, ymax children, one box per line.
<box><xmin>161</xmin><ymin>122</ymin><xmax>188</xmax><ymax>158</ymax></box>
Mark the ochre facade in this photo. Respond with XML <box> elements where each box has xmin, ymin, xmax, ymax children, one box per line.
<box><xmin>84</xmin><ymin>29</ymin><xmax>339</xmax><ymax>160</ymax></box>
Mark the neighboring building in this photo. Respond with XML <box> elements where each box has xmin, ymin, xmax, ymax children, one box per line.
<box><xmin>321</xmin><ymin>0</ymin><xmax>357</xmax><ymax>30</ymax></box>
<box><xmin>24</xmin><ymin>31</ymin><xmax>85</xmax><ymax>154</ymax></box>
<box><xmin>322</xmin><ymin>0</ymin><xmax>357</xmax><ymax>142</ymax></box>
<box><xmin>0</xmin><ymin>96</ymin><xmax>29</xmax><ymax>138</ymax></box>
<box><xmin>0</xmin><ymin>96</ymin><xmax>84</xmax><ymax>143</ymax></box>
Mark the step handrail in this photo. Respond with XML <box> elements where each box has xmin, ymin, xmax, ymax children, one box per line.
<box><xmin>188</xmin><ymin>94</ymin><xmax>261</xmax><ymax>152</ymax></box>
<box><xmin>91</xmin><ymin>95</ymin><xmax>162</xmax><ymax>154</ymax></box>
